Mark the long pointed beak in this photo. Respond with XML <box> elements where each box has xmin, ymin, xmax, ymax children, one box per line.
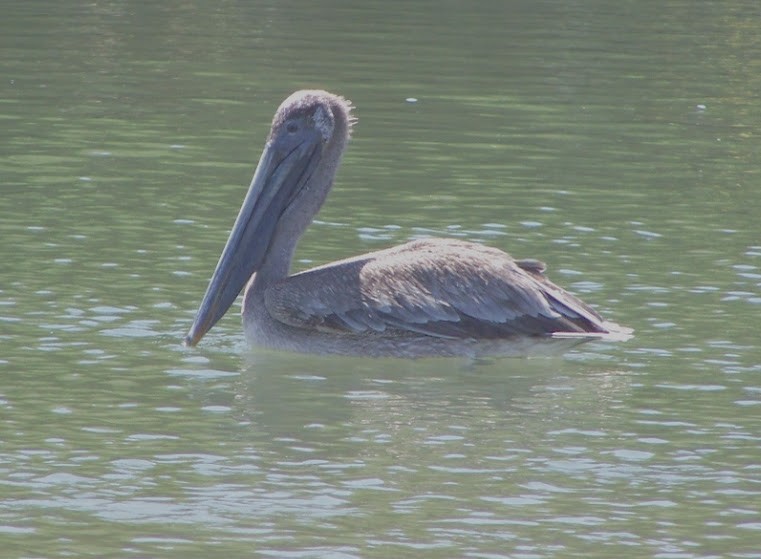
<box><xmin>185</xmin><ymin>137</ymin><xmax>322</xmax><ymax>346</ymax></box>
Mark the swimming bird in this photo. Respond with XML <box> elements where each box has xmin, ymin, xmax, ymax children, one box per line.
<box><xmin>185</xmin><ymin>90</ymin><xmax>631</xmax><ymax>358</ymax></box>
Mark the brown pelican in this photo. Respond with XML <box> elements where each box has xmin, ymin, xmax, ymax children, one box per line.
<box><xmin>185</xmin><ymin>90</ymin><xmax>632</xmax><ymax>358</ymax></box>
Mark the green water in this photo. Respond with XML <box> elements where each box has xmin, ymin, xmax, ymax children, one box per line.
<box><xmin>2</xmin><ymin>1</ymin><xmax>760</xmax><ymax>557</ymax></box>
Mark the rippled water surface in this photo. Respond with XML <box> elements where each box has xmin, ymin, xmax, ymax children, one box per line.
<box><xmin>2</xmin><ymin>1</ymin><xmax>760</xmax><ymax>557</ymax></box>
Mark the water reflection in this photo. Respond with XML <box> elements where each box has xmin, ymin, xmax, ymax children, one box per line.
<box><xmin>224</xmin><ymin>350</ymin><xmax>629</xmax><ymax>466</ymax></box>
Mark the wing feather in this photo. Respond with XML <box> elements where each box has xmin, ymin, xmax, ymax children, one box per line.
<box><xmin>264</xmin><ymin>238</ymin><xmax>611</xmax><ymax>340</ymax></box>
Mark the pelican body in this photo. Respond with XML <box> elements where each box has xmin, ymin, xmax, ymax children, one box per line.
<box><xmin>185</xmin><ymin>90</ymin><xmax>631</xmax><ymax>358</ymax></box>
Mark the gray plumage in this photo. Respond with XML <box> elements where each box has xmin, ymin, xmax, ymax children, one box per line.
<box><xmin>186</xmin><ymin>90</ymin><xmax>632</xmax><ymax>357</ymax></box>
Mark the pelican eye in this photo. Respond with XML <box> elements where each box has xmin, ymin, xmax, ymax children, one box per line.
<box><xmin>286</xmin><ymin>121</ymin><xmax>299</xmax><ymax>134</ymax></box>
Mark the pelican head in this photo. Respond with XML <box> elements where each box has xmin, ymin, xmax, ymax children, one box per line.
<box><xmin>185</xmin><ymin>90</ymin><xmax>353</xmax><ymax>346</ymax></box>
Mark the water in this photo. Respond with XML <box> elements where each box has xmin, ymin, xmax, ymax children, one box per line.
<box><xmin>2</xmin><ymin>1</ymin><xmax>760</xmax><ymax>557</ymax></box>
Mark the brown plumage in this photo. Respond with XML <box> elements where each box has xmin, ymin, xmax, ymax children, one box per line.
<box><xmin>186</xmin><ymin>90</ymin><xmax>632</xmax><ymax>357</ymax></box>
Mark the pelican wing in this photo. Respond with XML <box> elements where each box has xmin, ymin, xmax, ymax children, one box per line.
<box><xmin>264</xmin><ymin>239</ymin><xmax>610</xmax><ymax>340</ymax></box>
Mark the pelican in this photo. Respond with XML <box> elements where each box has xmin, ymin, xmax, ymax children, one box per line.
<box><xmin>185</xmin><ymin>90</ymin><xmax>632</xmax><ymax>358</ymax></box>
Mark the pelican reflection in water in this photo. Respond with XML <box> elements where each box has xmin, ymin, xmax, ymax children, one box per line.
<box><xmin>185</xmin><ymin>90</ymin><xmax>632</xmax><ymax>358</ymax></box>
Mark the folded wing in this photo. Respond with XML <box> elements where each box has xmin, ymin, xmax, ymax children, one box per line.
<box><xmin>264</xmin><ymin>238</ymin><xmax>615</xmax><ymax>340</ymax></box>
